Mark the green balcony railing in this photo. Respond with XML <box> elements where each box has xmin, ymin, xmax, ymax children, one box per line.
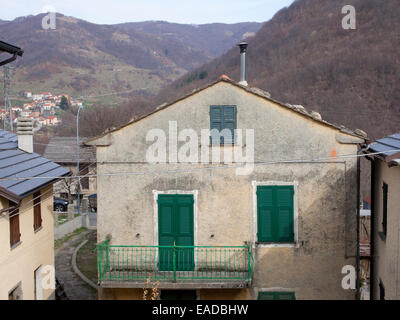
<box><xmin>97</xmin><ymin>240</ymin><xmax>254</xmax><ymax>285</ymax></box>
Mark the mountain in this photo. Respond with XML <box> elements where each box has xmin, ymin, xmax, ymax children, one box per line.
<box><xmin>116</xmin><ymin>21</ymin><xmax>261</xmax><ymax>57</ymax></box>
<box><xmin>153</xmin><ymin>0</ymin><xmax>400</xmax><ymax>141</ymax></box>
<box><xmin>0</xmin><ymin>14</ymin><xmax>261</xmax><ymax>100</ymax></box>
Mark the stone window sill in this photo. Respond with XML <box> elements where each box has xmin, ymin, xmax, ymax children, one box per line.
<box><xmin>34</xmin><ymin>226</ymin><xmax>43</xmax><ymax>234</ymax></box>
<box><xmin>10</xmin><ymin>241</ymin><xmax>22</xmax><ymax>251</ymax></box>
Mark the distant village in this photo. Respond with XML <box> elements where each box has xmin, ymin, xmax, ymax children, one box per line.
<box><xmin>0</xmin><ymin>90</ymin><xmax>83</xmax><ymax>129</ymax></box>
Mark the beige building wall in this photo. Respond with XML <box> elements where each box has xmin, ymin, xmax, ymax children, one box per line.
<box><xmin>0</xmin><ymin>185</ymin><xmax>55</xmax><ymax>300</ymax></box>
<box><xmin>372</xmin><ymin>160</ymin><xmax>400</xmax><ymax>300</ymax></box>
<box><xmin>92</xmin><ymin>81</ymin><xmax>362</xmax><ymax>300</ymax></box>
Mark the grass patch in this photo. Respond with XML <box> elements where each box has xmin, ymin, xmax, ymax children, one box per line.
<box><xmin>54</xmin><ymin>227</ymin><xmax>88</xmax><ymax>250</ymax></box>
<box><xmin>76</xmin><ymin>231</ymin><xmax>98</xmax><ymax>284</ymax></box>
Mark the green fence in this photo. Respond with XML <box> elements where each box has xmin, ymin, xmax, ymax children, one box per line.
<box><xmin>97</xmin><ymin>240</ymin><xmax>254</xmax><ymax>284</ymax></box>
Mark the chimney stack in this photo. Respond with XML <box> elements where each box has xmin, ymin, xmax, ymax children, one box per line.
<box><xmin>238</xmin><ymin>42</ymin><xmax>248</xmax><ymax>86</ymax></box>
<box><xmin>17</xmin><ymin>118</ymin><xmax>33</xmax><ymax>153</ymax></box>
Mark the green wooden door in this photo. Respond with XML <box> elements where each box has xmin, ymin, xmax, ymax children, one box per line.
<box><xmin>158</xmin><ymin>194</ymin><xmax>194</xmax><ymax>271</ymax></box>
<box><xmin>258</xmin><ymin>292</ymin><xmax>296</xmax><ymax>300</ymax></box>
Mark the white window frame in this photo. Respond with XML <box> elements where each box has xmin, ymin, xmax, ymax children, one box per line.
<box><xmin>34</xmin><ymin>265</ymin><xmax>43</xmax><ymax>300</ymax></box>
<box><xmin>252</xmin><ymin>181</ymin><xmax>299</xmax><ymax>248</ymax></box>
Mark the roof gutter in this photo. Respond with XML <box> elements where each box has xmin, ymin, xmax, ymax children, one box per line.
<box><xmin>0</xmin><ymin>52</ymin><xmax>18</xmax><ymax>67</ymax></box>
<box><xmin>0</xmin><ymin>41</ymin><xmax>24</xmax><ymax>66</ymax></box>
<box><xmin>0</xmin><ymin>171</ymin><xmax>72</xmax><ymax>204</ymax></box>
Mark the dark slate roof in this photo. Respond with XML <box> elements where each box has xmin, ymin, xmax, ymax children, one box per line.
<box><xmin>0</xmin><ymin>130</ymin><xmax>71</xmax><ymax>202</ymax></box>
<box><xmin>368</xmin><ymin>133</ymin><xmax>400</xmax><ymax>166</ymax></box>
<box><xmin>43</xmin><ymin>137</ymin><xmax>96</xmax><ymax>163</ymax></box>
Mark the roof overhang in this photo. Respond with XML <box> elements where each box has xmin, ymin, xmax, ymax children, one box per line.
<box><xmin>0</xmin><ymin>170</ymin><xmax>72</xmax><ymax>204</ymax></box>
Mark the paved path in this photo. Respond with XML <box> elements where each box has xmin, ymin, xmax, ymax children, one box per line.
<box><xmin>55</xmin><ymin>230</ymin><xmax>98</xmax><ymax>300</ymax></box>
<box><xmin>88</xmin><ymin>212</ymin><xmax>97</xmax><ymax>227</ymax></box>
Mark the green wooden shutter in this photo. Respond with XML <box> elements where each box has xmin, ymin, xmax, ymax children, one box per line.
<box><xmin>276</xmin><ymin>292</ymin><xmax>296</xmax><ymax>300</ymax></box>
<box><xmin>210</xmin><ymin>106</ymin><xmax>222</xmax><ymax>144</ymax></box>
<box><xmin>258</xmin><ymin>292</ymin><xmax>296</xmax><ymax>300</ymax></box>
<box><xmin>276</xmin><ymin>186</ymin><xmax>294</xmax><ymax>242</ymax></box>
<box><xmin>222</xmin><ymin>106</ymin><xmax>236</xmax><ymax>144</ymax></box>
<box><xmin>257</xmin><ymin>187</ymin><xmax>275</xmax><ymax>242</ymax></box>
<box><xmin>176</xmin><ymin>195</ymin><xmax>194</xmax><ymax>271</ymax></box>
<box><xmin>210</xmin><ymin>105</ymin><xmax>237</xmax><ymax>144</ymax></box>
<box><xmin>382</xmin><ymin>182</ymin><xmax>388</xmax><ymax>236</ymax></box>
<box><xmin>158</xmin><ymin>195</ymin><xmax>175</xmax><ymax>271</ymax></box>
<box><xmin>257</xmin><ymin>186</ymin><xmax>294</xmax><ymax>243</ymax></box>
<box><xmin>258</xmin><ymin>292</ymin><xmax>276</xmax><ymax>300</ymax></box>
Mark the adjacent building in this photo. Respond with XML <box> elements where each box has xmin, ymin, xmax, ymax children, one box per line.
<box><xmin>87</xmin><ymin>74</ymin><xmax>366</xmax><ymax>300</ymax></box>
<box><xmin>365</xmin><ymin>133</ymin><xmax>400</xmax><ymax>300</ymax></box>
<box><xmin>0</xmin><ymin>121</ymin><xmax>70</xmax><ymax>300</ymax></box>
<box><xmin>44</xmin><ymin>137</ymin><xmax>96</xmax><ymax>202</ymax></box>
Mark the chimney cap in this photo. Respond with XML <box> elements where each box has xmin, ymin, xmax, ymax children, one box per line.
<box><xmin>238</xmin><ymin>42</ymin><xmax>248</xmax><ymax>53</ymax></box>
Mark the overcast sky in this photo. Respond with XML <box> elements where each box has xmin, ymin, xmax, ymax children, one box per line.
<box><xmin>0</xmin><ymin>0</ymin><xmax>295</xmax><ymax>24</ymax></box>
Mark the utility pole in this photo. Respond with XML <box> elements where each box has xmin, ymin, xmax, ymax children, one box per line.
<box><xmin>3</xmin><ymin>66</ymin><xmax>10</xmax><ymax>131</ymax></box>
<box><xmin>3</xmin><ymin>65</ymin><xmax>14</xmax><ymax>132</ymax></box>
<box><xmin>76</xmin><ymin>105</ymin><xmax>83</xmax><ymax>215</ymax></box>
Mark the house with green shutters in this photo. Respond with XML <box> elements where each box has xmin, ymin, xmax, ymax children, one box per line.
<box><xmin>87</xmin><ymin>76</ymin><xmax>366</xmax><ymax>300</ymax></box>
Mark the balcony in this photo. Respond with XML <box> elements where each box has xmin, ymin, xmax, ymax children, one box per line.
<box><xmin>97</xmin><ymin>240</ymin><xmax>254</xmax><ymax>289</ymax></box>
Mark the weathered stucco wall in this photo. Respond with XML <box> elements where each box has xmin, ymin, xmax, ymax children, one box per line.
<box><xmin>0</xmin><ymin>185</ymin><xmax>55</xmax><ymax>300</ymax></box>
<box><xmin>372</xmin><ymin>160</ymin><xmax>400</xmax><ymax>300</ymax></box>
<box><xmin>95</xmin><ymin>81</ymin><xmax>360</xmax><ymax>300</ymax></box>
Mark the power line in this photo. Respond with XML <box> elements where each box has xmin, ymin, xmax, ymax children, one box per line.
<box><xmin>0</xmin><ymin>148</ymin><xmax>398</xmax><ymax>183</ymax></box>
<box><xmin>5</xmin><ymin>162</ymin><xmax>96</xmax><ymax>219</ymax></box>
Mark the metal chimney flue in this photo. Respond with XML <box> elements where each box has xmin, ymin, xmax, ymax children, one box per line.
<box><xmin>238</xmin><ymin>42</ymin><xmax>248</xmax><ymax>86</ymax></box>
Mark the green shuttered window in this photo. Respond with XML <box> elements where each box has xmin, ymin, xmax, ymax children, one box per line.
<box><xmin>258</xmin><ymin>292</ymin><xmax>296</xmax><ymax>300</ymax></box>
<box><xmin>210</xmin><ymin>105</ymin><xmax>237</xmax><ymax>145</ymax></box>
<box><xmin>257</xmin><ymin>185</ymin><xmax>294</xmax><ymax>243</ymax></box>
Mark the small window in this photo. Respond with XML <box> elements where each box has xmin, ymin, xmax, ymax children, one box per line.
<box><xmin>257</xmin><ymin>186</ymin><xmax>294</xmax><ymax>243</ymax></box>
<box><xmin>210</xmin><ymin>105</ymin><xmax>237</xmax><ymax>145</ymax></box>
<box><xmin>379</xmin><ymin>280</ymin><xmax>385</xmax><ymax>300</ymax></box>
<box><xmin>9</xmin><ymin>201</ymin><xmax>21</xmax><ymax>247</ymax></box>
<box><xmin>382</xmin><ymin>182</ymin><xmax>388</xmax><ymax>237</ymax></box>
<box><xmin>33</xmin><ymin>191</ymin><xmax>42</xmax><ymax>231</ymax></box>
<box><xmin>258</xmin><ymin>292</ymin><xmax>296</xmax><ymax>300</ymax></box>
<box><xmin>8</xmin><ymin>283</ymin><xmax>22</xmax><ymax>300</ymax></box>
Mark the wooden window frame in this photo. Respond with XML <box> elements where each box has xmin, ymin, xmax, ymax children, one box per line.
<box><xmin>382</xmin><ymin>182</ymin><xmax>388</xmax><ymax>238</ymax></box>
<box><xmin>9</xmin><ymin>201</ymin><xmax>21</xmax><ymax>248</ymax></box>
<box><xmin>33</xmin><ymin>191</ymin><xmax>42</xmax><ymax>232</ymax></box>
